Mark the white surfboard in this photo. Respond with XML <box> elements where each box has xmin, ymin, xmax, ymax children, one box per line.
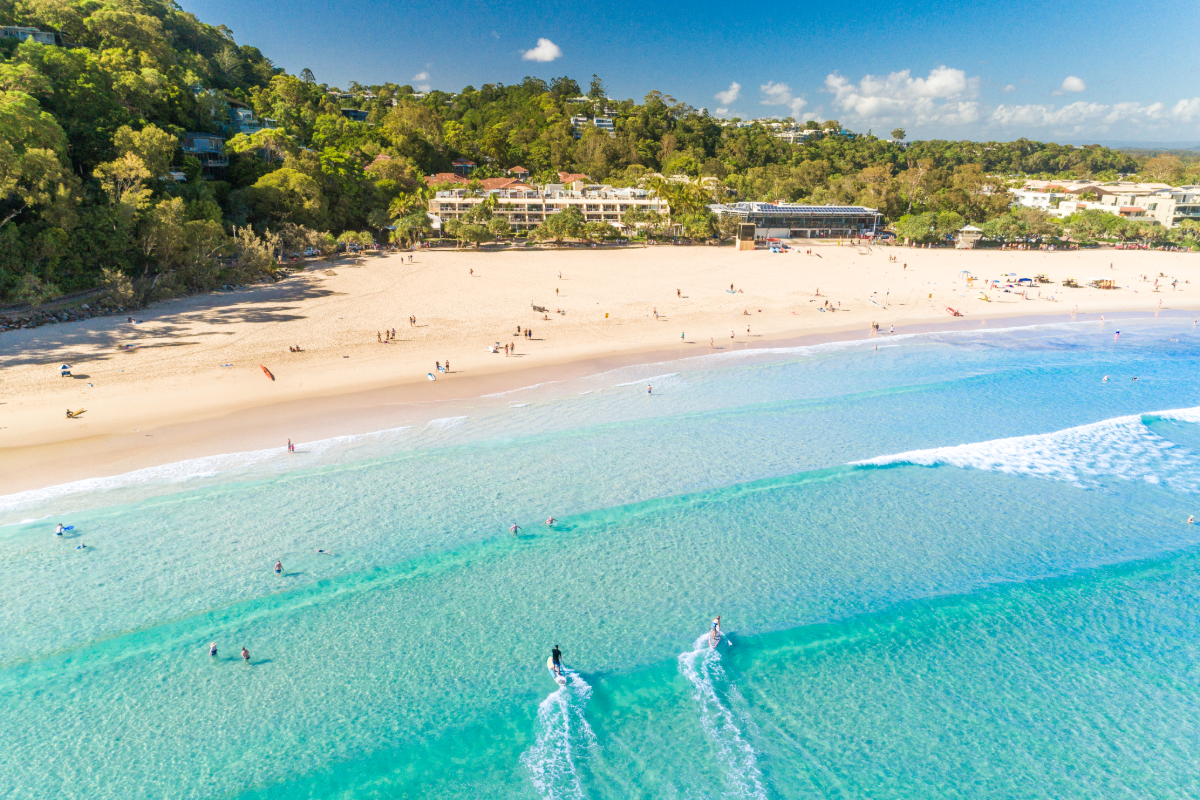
<box><xmin>708</xmin><ymin>628</ymin><xmax>721</xmax><ymax>649</ymax></box>
<box><xmin>547</xmin><ymin>656</ymin><xmax>567</xmax><ymax>686</ymax></box>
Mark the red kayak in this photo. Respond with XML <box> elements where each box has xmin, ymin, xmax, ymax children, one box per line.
<box><xmin>260</xmin><ymin>365</ymin><xmax>275</xmax><ymax>381</ymax></box>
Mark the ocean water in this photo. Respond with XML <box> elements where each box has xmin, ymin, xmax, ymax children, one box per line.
<box><xmin>5</xmin><ymin>316</ymin><xmax>1200</xmax><ymax>799</ymax></box>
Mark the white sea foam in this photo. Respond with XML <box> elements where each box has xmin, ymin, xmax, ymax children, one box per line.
<box><xmin>519</xmin><ymin>668</ymin><xmax>598</xmax><ymax>800</ymax></box>
<box><xmin>426</xmin><ymin>416</ymin><xmax>467</xmax><ymax>429</ymax></box>
<box><xmin>855</xmin><ymin>406</ymin><xmax>1200</xmax><ymax>491</ymax></box>
<box><xmin>0</xmin><ymin>425</ymin><xmax>412</xmax><ymax>518</ymax></box>
<box><xmin>678</xmin><ymin>634</ymin><xmax>768</xmax><ymax>800</ymax></box>
<box><xmin>613</xmin><ymin>372</ymin><xmax>678</xmax><ymax>388</ymax></box>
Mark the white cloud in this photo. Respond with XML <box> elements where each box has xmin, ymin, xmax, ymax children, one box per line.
<box><xmin>715</xmin><ymin>107</ymin><xmax>729</xmax><ymax>116</ymax></box>
<box><xmin>522</xmin><ymin>38</ymin><xmax>563</xmax><ymax>62</ymax></box>
<box><xmin>824</xmin><ymin>66</ymin><xmax>980</xmax><ymax>126</ymax></box>
<box><xmin>989</xmin><ymin>99</ymin><xmax>1188</xmax><ymax>133</ymax></box>
<box><xmin>491</xmin><ymin>30</ymin><xmax>500</xmax><ymax>40</ymax></box>
<box><xmin>759</xmin><ymin>81</ymin><xmax>808</xmax><ymax>118</ymax></box>
<box><xmin>715</xmin><ymin>82</ymin><xmax>740</xmax><ymax>104</ymax></box>
<box><xmin>412</xmin><ymin>72</ymin><xmax>430</xmax><ymax>92</ymax></box>
<box><xmin>1172</xmin><ymin>97</ymin><xmax>1200</xmax><ymax>122</ymax></box>
<box><xmin>1002</xmin><ymin>84</ymin><xmax>1016</xmax><ymax>93</ymax></box>
<box><xmin>1061</xmin><ymin>76</ymin><xmax>1087</xmax><ymax>93</ymax></box>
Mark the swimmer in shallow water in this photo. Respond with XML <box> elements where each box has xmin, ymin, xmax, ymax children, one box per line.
<box><xmin>274</xmin><ymin>560</ymin><xmax>282</xmax><ymax>574</ymax></box>
<box><xmin>55</xmin><ymin>523</ymin><xmax>64</xmax><ymax>535</ymax></box>
<box><xmin>544</xmin><ymin>517</ymin><xmax>557</xmax><ymax>526</ymax></box>
<box><xmin>241</xmin><ymin>647</ymin><xmax>250</xmax><ymax>663</ymax></box>
<box><xmin>210</xmin><ymin>642</ymin><xmax>218</xmax><ymax>658</ymax></box>
<box><xmin>315</xmin><ymin>549</ymin><xmax>336</xmax><ymax>555</ymax></box>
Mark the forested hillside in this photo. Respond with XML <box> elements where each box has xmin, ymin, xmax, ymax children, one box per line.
<box><xmin>0</xmin><ymin>0</ymin><xmax>1190</xmax><ymax>305</ymax></box>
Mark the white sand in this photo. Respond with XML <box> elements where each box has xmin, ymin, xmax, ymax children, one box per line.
<box><xmin>2</xmin><ymin>242</ymin><xmax>1196</xmax><ymax>490</ymax></box>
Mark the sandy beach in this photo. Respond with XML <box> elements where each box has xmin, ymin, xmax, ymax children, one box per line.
<box><xmin>3</xmin><ymin>242</ymin><xmax>1197</xmax><ymax>493</ymax></box>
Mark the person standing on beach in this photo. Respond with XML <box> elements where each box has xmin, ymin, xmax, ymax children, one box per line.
<box><xmin>286</xmin><ymin>439</ymin><xmax>292</xmax><ymax>453</ymax></box>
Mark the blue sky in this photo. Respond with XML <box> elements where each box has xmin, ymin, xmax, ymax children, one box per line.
<box><xmin>185</xmin><ymin>0</ymin><xmax>1200</xmax><ymax>144</ymax></box>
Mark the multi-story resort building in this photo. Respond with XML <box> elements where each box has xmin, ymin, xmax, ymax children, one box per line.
<box><xmin>709</xmin><ymin>202</ymin><xmax>882</xmax><ymax>239</ymax></box>
<box><xmin>426</xmin><ymin>172</ymin><xmax>668</xmax><ymax>233</ymax></box>
<box><xmin>1011</xmin><ymin>180</ymin><xmax>1200</xmax><ymax>228</ymax></box>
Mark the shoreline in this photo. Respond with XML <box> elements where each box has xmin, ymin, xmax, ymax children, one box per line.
<box><xmin>4</xmin><ymin>245</ymin><xmax>1198</xmax><ymax>495</ymax></box>
<box><xmin>5</xmin><ymin>307</ymin><xmax>1196</xmax><ymax>497</ymax></box>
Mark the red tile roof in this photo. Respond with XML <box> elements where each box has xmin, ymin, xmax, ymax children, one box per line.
<box><xmin>507</xmin><ymin>165</ymin><xmax>530</xmax><ymax>174</ymax></box>
<box><xmin>425</xmin><ymin>172</ymin><xmax>468</xmax><ymax>185</ymax></box>
<box><xmin>557</xmin><ymin>171</ymin><xmax>590</xmax><ymax>183</ymax></box>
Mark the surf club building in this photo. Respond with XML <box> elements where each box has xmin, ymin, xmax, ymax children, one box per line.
<box><xmin>710</xmin><ymin>202</ymin><xmax>882</xmax><ymax>240</ymax></box>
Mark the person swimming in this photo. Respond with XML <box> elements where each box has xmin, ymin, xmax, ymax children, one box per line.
<box><xmin>544</xmin><ymin>517</ymin><xmax>557</xmax><ymax>526</ymax></box>
<box><xmin>710</xmin><ymin>615</ymin><xmax>722</xmax><ymax>646</ymax></box>
<box><xmin>510</xmin><ymin>524</ymin><xmax>522</xmax><ymax>535</ymax></box>
<box><xmin>551</xmin><ymin>645</ymin><xmax>563</xmax><ymax>678</ymax></box>
<box><xmin>315</xmin><ymin>549</ymin><xmax>336</xmax><ymax>555</ymax></box>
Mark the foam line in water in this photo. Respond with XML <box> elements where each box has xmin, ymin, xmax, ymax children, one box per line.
<box><xmin>520</xmin><ymin>668</ymin><xmax>598</xmax><ymax>800</ymax></box>
<box><xmin>0</xmin><ymin>425</ymin><xmax>413</xmax><ymax>518</ymax></box>
<box><xmin>855</xmin><ymin>406</ymin><xmax>1200</xmax><ymax>491</ymax></box>
<box><xmin>678</xmin><ymin>634</ymin><xmax>768</xmax><ymax>800</ymax></box>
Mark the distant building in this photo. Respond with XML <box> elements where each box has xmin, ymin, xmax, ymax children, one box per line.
<box><xmin>506</xmin><ymin>166</ymin><xmax>531</xmax><ymax>178</ymax></box>
<box><xmin>956</xmin><ymin>225</ymin><xmax>984</xmax><ymax>249</ymax></box>
<box><xmin>181</xmin><ymin>133</ymin><xmax>228</xmax><ymax>179</ymax></box>
<box><xmin>428</xmin><ymin>180</ymin><xmax>667</xmax><ymax>233</ymax></box>
<box><xmin>710</xmin><ymin>202</ymin><xmax>881</xmax><ymax>239</ymax></box>
<box><xmin>571</xmin><ymin>116</ymin><xmax>616</xmax><ymax>138</ymax></box>
<box><xmin>230</xmin><ymin>106</ymin><xmax>276</xmax><ymax>135</ymax></box>
<box><xmin>340</xmin><ymin>108</ymin><xmax>369</xmax><ymax>122</ymax></box>
<box><xmin>451</xmin><ymin>158</ymin><xmax>476</xmax><ymax>177</ymax></box>
<box><xmin>0</xmin><ymin>26</ymin><xmax>68</xmax><ymax>45</ymax></box>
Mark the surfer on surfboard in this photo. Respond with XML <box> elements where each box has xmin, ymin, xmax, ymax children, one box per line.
<box><xmin>710</xmin><ymin>616</ymin><xmax>722</xmax><ymax>647</ymax></box>
<box><xmin>551</xmin><ymin>645</ymin><xmax>564</xmax><ymax>679</ymax></box>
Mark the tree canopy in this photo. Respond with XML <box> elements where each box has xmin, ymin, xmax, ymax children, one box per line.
<box><xmin>0</xmin><ymin>0</ymin><xmax>1193</xmax><ymax>304</ymax></box>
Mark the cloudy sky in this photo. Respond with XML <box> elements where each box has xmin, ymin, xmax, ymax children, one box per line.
<box><xmin>185</xmin><ymin>0</ymin><xmax>1200</xmax><ymax>144</ymax></box>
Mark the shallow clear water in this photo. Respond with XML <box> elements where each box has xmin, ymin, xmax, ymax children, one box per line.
<box><xmin>5</xmin><ymin>317</ymin><xmax>1200</xmax><ymax>799</ymax></box>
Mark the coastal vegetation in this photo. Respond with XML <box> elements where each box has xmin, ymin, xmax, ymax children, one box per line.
<box><xmin>1</xmin><ymin>0</ymin><xmax>1198</xmax><ymax>305</ymax></box>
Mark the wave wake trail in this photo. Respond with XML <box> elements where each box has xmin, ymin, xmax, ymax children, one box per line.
<box><xmin>520</xmin><ymin>668</ymin><xmax>598</xmax><ymax>800</ymax></box>
<box><xmin>678</xmin><ymin>634</ymin><xmax>768</xmax><ymax>800</ymax></box>
<box><xmin>855</xmin><ymin>406</ymin><xmax>1200</xmax><ymax>492</ymax></box>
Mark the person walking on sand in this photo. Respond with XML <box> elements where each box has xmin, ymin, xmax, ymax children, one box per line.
<box><xmin>677</xmin><ymin>289</ymin><xmax>681</xmax><ymax>298</ymax></box>
<box><xmin>648</xmin><ymin>384</ymin><xmax>652</xmax><ymax>394</ymax></box>
<box><xmin>286</xmin><ymin>439</ymin><xmax>293</xmax><ymax>453</ymax></box>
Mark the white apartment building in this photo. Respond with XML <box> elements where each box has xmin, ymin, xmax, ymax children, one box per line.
<box><xmin>1047</xmin><ymin>186</ymin><xmax>1199</xmax><ymax>228</ymax></box>
<box><xmin>429</xmin><ymin>184</ymin><xmax>668</xmax><ymax>232</ymax></box>
<box><xmin>571</xmin><ymin>116</ymin><xmax>616</xmax><ymax>138</ymax></box>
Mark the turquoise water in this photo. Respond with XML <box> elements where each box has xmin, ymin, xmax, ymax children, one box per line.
<box><xmin>5</xmin><ymin>318</ymin><xmax>1200</xmax><ymax>798</ymax></box>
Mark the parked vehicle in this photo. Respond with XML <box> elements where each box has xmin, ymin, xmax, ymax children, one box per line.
<box><xmin>304</xmin><ymin>247</ymin><xmax>318</xmax><ymax>257</ymax></box>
